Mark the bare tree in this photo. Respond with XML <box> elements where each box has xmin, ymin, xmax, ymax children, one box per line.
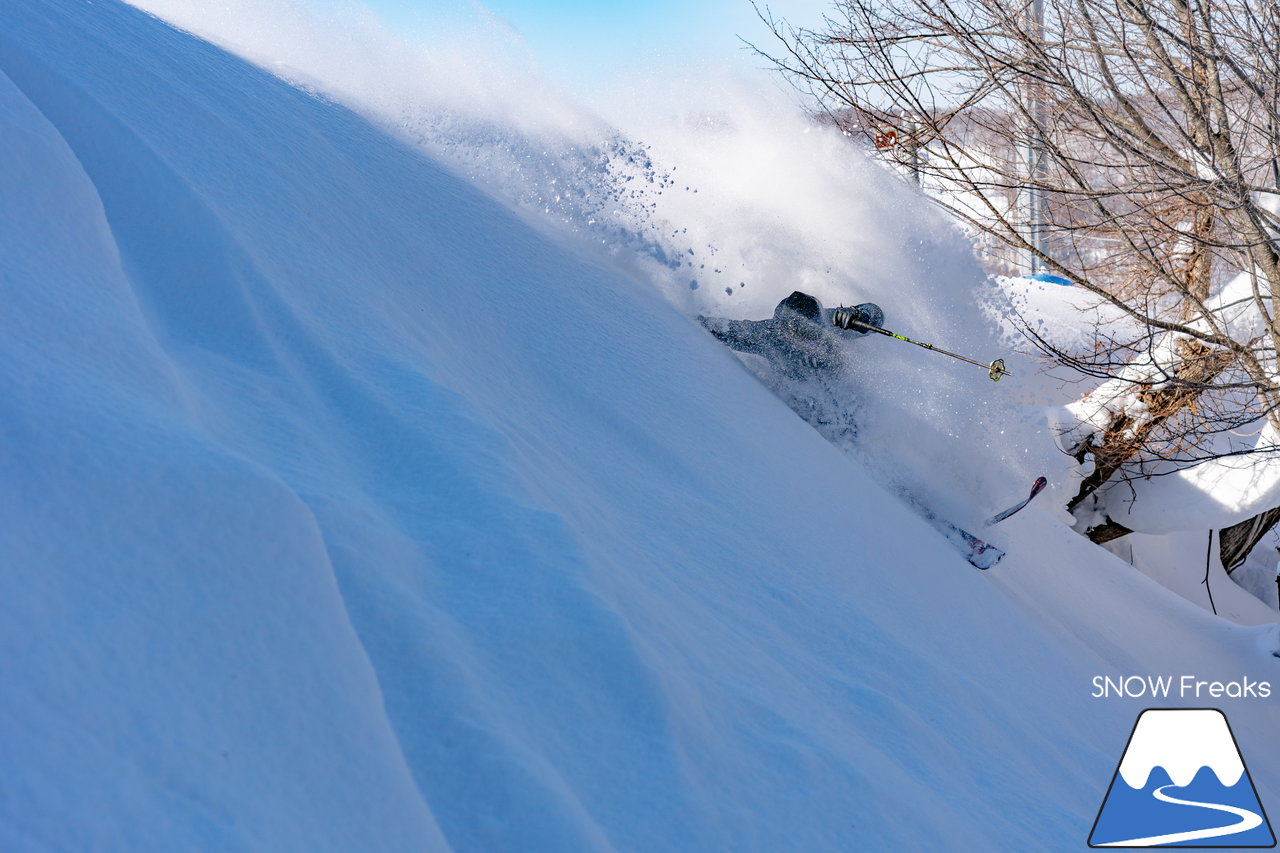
<box><xmin>751</xmin><ymin>0</ymin><xmax>1280</xmax><ymax>551</ymax></box>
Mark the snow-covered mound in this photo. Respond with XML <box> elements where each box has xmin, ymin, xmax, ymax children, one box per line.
<box><xmin>1</xmin><ymin>1</ymin><xmax>1277</xmax><ymax>851</ymax></box>
<box><xmin>130</xmin><ymin>0</ymin><xmax>1054</xmax><ymax>531</ymax></box>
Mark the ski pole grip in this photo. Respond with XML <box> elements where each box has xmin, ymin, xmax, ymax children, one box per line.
<box><xmin>832</xmin><ymin>307</ymin><xmax>875</xmax><ymax>331</ymax></box>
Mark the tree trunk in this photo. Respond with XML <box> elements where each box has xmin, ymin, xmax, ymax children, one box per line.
<box><xmin>1086</xmin><ymin>518</ymin><xmax>1133</xmax><ymax>544</ymax></box>
<box><xmin>1068</xmin><ymin>339</ymin><xmax>1232</xmax><ymax>518</ymax></box>
<box><xmin>1219</xmin><ymin>507</ymin><xmax>1280</xmax><ymax>573</ymax></box>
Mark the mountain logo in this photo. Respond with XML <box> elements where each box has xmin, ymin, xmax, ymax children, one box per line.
<box><xmin>1089</xmin><ymin>708</ymin><xmax>1275</xmax><ymax>847</ymax></box>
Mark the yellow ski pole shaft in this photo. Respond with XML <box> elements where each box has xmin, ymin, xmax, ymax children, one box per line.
<box><xmin>842</xmin><ymin>319</ymin><xmax>1010</xmax><ymax>382</ymax></box>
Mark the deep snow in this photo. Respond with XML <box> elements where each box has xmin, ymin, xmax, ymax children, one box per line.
<box><xmin>2</xmin><ymin>1</ymin><xmax>1278</xmax><ymax>850</ymax></box>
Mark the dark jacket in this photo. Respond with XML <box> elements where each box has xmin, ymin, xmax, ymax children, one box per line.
<box><xmin>699</xmin><ymin>291</ymin><xmax>880</xmax><ymax>378</ymax></box>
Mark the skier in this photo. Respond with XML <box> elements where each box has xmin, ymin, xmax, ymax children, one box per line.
<box><xmin>698</xmin><ymin>291</ymin><xmax>884</xmax><ymax>378</ymax></box>
<box><xmin>699</xmin><ymin>289</ymin><xmax>1024</xmax><ymax>570</ymax></box>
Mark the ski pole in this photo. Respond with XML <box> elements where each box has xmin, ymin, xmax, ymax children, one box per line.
<box><xmin>836</xmin><ymin>314</ymin><xmax>1010</xmax><ymax>382</ymax></box>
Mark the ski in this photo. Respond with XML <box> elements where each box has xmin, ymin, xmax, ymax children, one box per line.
<box><xmin>924</xmin><ymin>513</ymin><xmax>1005</xmax><ymax>570</ymax></box>
<box><xmin>985</xmin><ymin>476</ymin><xmax>1048</xmax><ymax>526</ymax></box>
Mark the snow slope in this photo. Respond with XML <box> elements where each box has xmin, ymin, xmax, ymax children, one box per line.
<box><xmin>1</xmin><ymin>1</ymin><xmax>1278</xmax><ymax>850</ymax></box>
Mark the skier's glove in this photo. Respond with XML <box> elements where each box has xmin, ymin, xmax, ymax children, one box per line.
<box><xmin>832</xmin><ymin>303</ymin><xmax>884</xmax><ymax>332</ymax></box>
<box><xmin>832</xmin><ymin>307</ymin><xmax>860</xmax><ymax>330</ymax></box>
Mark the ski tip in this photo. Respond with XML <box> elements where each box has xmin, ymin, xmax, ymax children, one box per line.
<box><xmin>985</xmin><ymin>475</ymin><xmax>1051</xmax><ymax>526</ymax></box>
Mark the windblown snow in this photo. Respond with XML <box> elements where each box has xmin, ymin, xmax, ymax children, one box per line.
<box><xmin>1</xmin><ymin>1</ymin><xmax>1278</xmax><ymax>851</ymax></box>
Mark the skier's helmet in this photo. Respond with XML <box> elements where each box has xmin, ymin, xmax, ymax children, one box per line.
<box><xmin>774</xmin><ymin>291</ymin><xmax>823</xmax><ymax>323</ymax></box>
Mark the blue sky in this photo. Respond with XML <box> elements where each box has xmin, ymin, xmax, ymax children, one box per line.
<box><xmin>356</xmin><ymin>0</ymin><xmax>831</xmax><ymax>93</ymax></box>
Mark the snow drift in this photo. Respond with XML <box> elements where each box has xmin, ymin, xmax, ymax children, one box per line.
<box><xmin>1</xmin><ymin>1</ymin><xmax>1277</xmax><ymax>851</ymax></box>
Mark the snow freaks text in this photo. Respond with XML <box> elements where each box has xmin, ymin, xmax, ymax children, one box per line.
<box><xmin>1092</xmin><ymin>676</ymin><xmax>1272</xmax><ymax>700</ymax></box>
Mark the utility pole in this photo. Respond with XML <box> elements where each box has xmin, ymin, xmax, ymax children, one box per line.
<box><xmin>1271</xmin><ymin>73</ymin><xmax>1280</xmax><ymax>193</ymax></box>
<box><xmin>1023</xmin><ymin>0</ymin><xmax>1050</xmax><ymax>275</ymax></box>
